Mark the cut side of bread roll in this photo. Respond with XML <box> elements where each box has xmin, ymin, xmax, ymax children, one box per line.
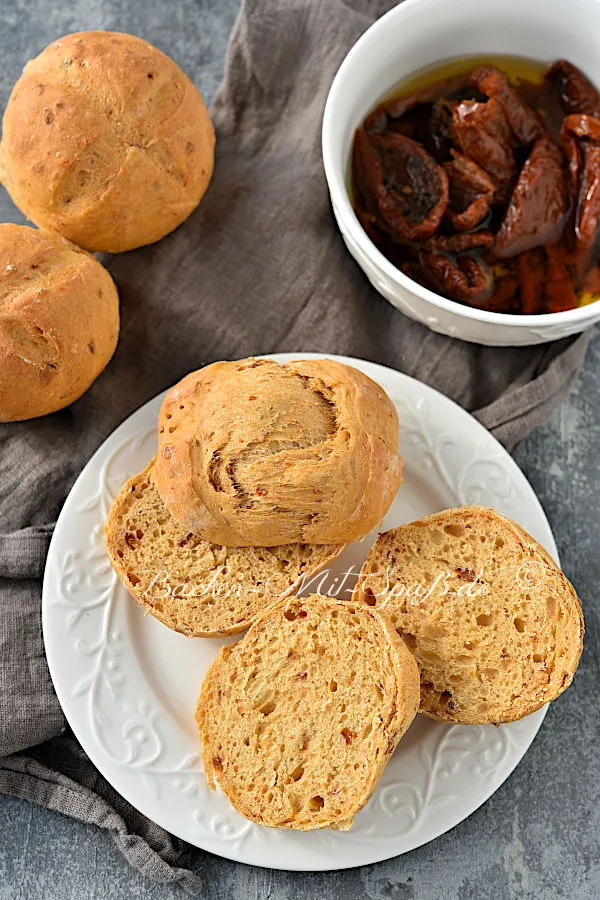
<box><xmin>353</xmin><ymin>506</ymin><xmax>583</xmax><ymax>725</ymax></box>
<box><xmin>104</xmin><ymin>463</ymin><xmax>344</xmax><ymax>637</ymax></box>
<box><xmin>196</xmin><ymin>594</ymin><xmax>419</xmax><ymax>830</ymax></box>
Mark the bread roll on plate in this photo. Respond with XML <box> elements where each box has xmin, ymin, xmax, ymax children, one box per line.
<box><xmin>196</xmin><ymin>594</ymin><xmax>419</xmax><ymax>830</ymax></box>
<box><xmin>353</xmin><ymin>506</ymin><xmax>583</xmax><ymax>725</ymax></box>
<box><xmin>153</xmin><ymin>357</ymin><xmax>403</xmax><ymax>546</ymax></box>
<box><xmin>0</xmin><ymin>224</ymin><xmax>118</xmax><ymax>421</ymax></box>
<box><xmin>104</xmin><ymin>462</ymin><xmax>344</xmax><ymax>637</ymax></box>
<box><xmin>0</xmin><ymin>31</ymin><xmax>215</xmax><ymax>252</ymax></box>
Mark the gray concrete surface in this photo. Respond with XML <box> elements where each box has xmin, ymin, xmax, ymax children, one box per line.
<box><xmin>0</xmin><ymin>1</ymin><xmax>598</xmax><ymax>898</ymax></box>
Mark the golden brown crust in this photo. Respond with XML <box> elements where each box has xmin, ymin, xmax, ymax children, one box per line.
<box><xmin>196</xmin><ymin>594</ymin><xmax>419</xmax><ymax>830</ymax></box>
<box><xmin>0</xmin><ymin>31</ymin><xmax>215</xmax><ymax>252</ymax></box>
<box><xmin>353</xmin><ymin>506</ymin><xmax>584</xmax><ymax>725</ymax></box>
<box><xmin>104</xmin><ymin>461</ymin><xmax>345</xmax><ymax>637</ymax></box>
<box><xmin>153</xmin><ymin>357</ymin><xmax>403</xmax><ymax>546</ymax></box>
<box><xmin>0</xmin><ymin>223</ymin><xmax>119</xmax><ymax>421</ymax></box>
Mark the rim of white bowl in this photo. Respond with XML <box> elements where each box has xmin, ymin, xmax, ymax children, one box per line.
<box><xmin>321</xmin><ymin>0</ymin><xmax>599</xmax><ymax>328</ymax></box>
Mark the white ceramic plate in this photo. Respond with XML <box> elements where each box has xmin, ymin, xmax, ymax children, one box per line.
<box><xmin>43</xmin><ymin>353</ymin><xmax>554</xmax><ymax>871</ymax></box>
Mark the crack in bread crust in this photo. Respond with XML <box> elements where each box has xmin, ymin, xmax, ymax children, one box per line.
<box><xmin>0</xmin><ymin>31</ymin><xmax>215</xmax><ymax>252</ymax></box>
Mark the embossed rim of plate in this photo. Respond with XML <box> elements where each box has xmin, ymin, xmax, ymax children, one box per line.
<box><xmin>43</xmin><ymin>353</ymin><xmax>554</xmax><ymax>871</ymax></box>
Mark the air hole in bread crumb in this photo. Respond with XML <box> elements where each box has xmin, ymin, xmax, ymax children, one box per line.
<box><xmin>495</xmin><ymin>537</ymin><xmax>505</xmax><ymax>549</ymax></box>
<box><xmin>398</xmin><ymin>630</ymin><xmax>416</xmax><ymax>652</ymax></box>
<box><xmin>259</xmin><ymin>700</ymin><xmax>276</xmax><ymax>716</ymax></box>
<box><xmin>546</xmin><ymin>597</ymin><xmax>557</xmax><ymax>618</ymax></box>
<box><xmin>444</xmin><ymin>524</ymin><xmax>465</xmax><ymax>537</ymax></box>
<box><xmin>364</xmin><ymin>587</ymin><xmax>376</xmax><ymax>606</ymax></box>
<box><xmin>329</xmin><ymin>680</ymin><xmax>337</xmax><ymax>692</ymax></box>
<box><xmin>284</xmin><ymin>609</ymin><xmax>297</xmax><ymax>621</ymax></box>
<box><xmin>533</xmin><ymin>653</ymin><xmax>544</xmax><ymax>663</ymax></box>
<box><xmin>440</xmin><ymin>691</ymin><xmax>454</xmax><ymax>710</ymax></box>
<box><xmin>309</xmin><ymin>795</ymin><xmax>324</xmax><ymax>810</ymax></box>
<box><xmin>290</xmin><ymin>763</ymin><xmax>304</xmax><ymax>782</ymax></box>
<box><xmin>476</xmin><ymin>614</ymin><xmax>492</xmax><ymax>626</ymax></box>
<box><xmin>514</xmin><ymin>618</ymin><xmax>526</xmax><ymax>633</ymax></box>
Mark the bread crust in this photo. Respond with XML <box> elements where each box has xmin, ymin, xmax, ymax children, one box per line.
<box><xmin>104</xmin><ymin>462</ymin><xmax>345</xmax><ymax>637</ymax></box>
<box><xmin>0</xmin><ymin>224</ymin><xmax>119</xmax><ymax>421</ymax></box>
<box><xmin>0</xmin><ymin>31</ymin><xmax>215</xmax><ymax>252</ymax></box>
<box><xmin>153</xmin><ymin>357</ymin><xmax>403</xmax><ymax>546</ymax></box>
<box><xmin>353</xmin><ymin>506</ymin><xmax>584</xmax><ymax>725</ymax></box>
<box><xmin>196</xmin><ymin>594</ymin><xmax>419</xmax><ymax>830</ymax></box>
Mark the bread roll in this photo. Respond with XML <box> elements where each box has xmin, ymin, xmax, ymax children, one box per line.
<box><xmin>196</xmin><ymin>594</ymin><xmax>419</xmax><ymax>830</ymax></box>
<box><xmin>153</xmin><ymin>357</ymin><xmax>403</xmax><ymax>546</ymax></box>
<box><xmin>353</xmin><ymin>506</ymin><xmax>584</xmax><ymax>725</ymax></box>
<box><xmin>0</xmin><ymin>31</ymin><xmax>215</xmax><ymax>253</ymax></box>
<box><xmin>105</xmin><ymin>462</ymin><xmax>344</xmax><ymax>636</ymax></box>
<box><xmin>0</xmin><ymin>224</ymin><xmax>119</xmax><ymax>421</ymax></box>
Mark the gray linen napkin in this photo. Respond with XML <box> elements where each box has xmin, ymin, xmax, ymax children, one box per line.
<box><xmin>0</xmin><ymin>0</ymin><xmax>591</xmax><ymax>891</ymax></box>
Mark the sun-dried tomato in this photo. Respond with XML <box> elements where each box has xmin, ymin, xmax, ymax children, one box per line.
<box><xmin>419</xmin><ymin>251</ymin><xmax>494</xmax><ymax>305</ymax></box>
<box><xmin>451</xmin><ymin>98</ymin><xmax>516</xmax><ymax>201</ymax></box>
<box><xmin>353</xmin><ymin>128</ymin><xmax>448</xmax><ymax>241</ymax></box>
<box><xmin>547</xmin><ymin>60</ymin><xmax>600</xmax><ymax>117</ymax></box>
<box><xmin>561</xmin><ymin>114</ymin><xmax>600</xmax><ymax>277</ymax></box>
<box><xmin>443</xmin><ymin>150</ymin><xmax>495</xmax><ymax>231</ymax></box>
<box><xmin>470</xmin><ymin>66</ymin><xmax>543</xmax><ymax>145</ymax></box>
<box><xmin>495</xmin><ymin>137</ymin><xmax>568</xmax><ymax>257</ymax></box>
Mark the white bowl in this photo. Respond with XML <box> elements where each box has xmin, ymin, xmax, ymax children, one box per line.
<box><xmin>322</xmin><ymin>0</ymin><xmax>600</xmax><ymax>346</ymax></box>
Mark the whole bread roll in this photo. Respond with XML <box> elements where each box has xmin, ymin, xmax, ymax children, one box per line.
<box><xmin>0</xmin><ymin>224</ymin><xmax>119</xmax><ymax>421</ymax></box>
<box><xmin>0</xmin><ymin>31</ymin><xmax>215</xmax><ymax>253</ymax></box>
<box><xmin>153</xmin><ymin>357</ymin><xmax>403</xmax><ymax>546</ymax></box>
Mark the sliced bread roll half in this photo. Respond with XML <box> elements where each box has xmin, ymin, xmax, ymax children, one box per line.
<box><xmin>353</xmin><ymin>506</ymin><xmax>583</xmax><ymax>725</ymax></box>
<box><xmin>196</xmin><ymin>594</ymin><xmax>419</xmax><ymax>830</ymax></box>
<box><xmin>105</xmin><ymin>463</ymin><xmax>344</xmax><ymax>637</ymax></box>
